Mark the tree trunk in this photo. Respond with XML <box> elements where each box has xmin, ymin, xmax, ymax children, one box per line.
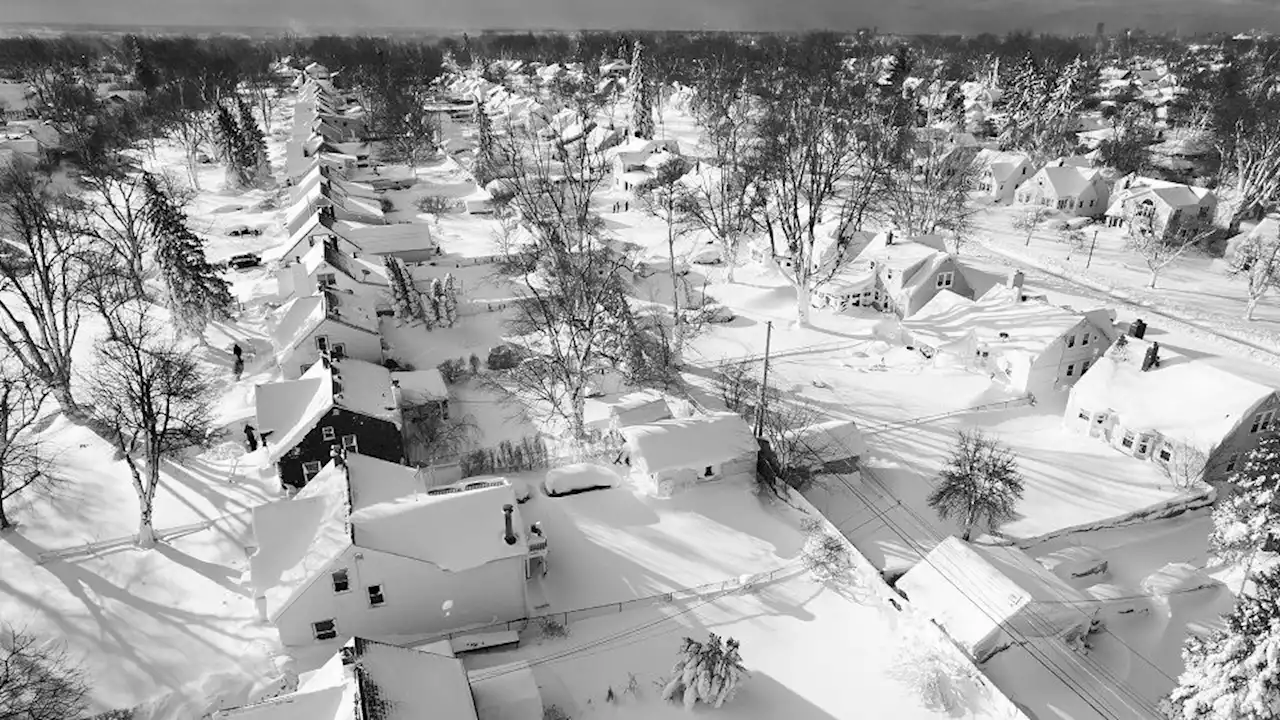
<box><xmin>123</xmin><ymin>453</ymin><xmax>157</xmax><ymax>548</ymax></box>
<box><xmin>0</xmin><ymin>486</ymin><xmax>9</xmax><ymax>530</ymax></box>
<box><xmin>1148</xmin><ymin>269</ymin><xmax>1159</xmax><ymax>289</ymax></box>
<box><xmin>1245</xmin><ymin>294</ymin><xmax>1261</xmax><ymax>321</ymax></box>
<box><xmin>795</xmin><ymin>282</ymin><xmax>812</xmax><ymax>327</ymax></box>
<box><xmin>51</xmin><ymin>383</ymin><xmax>78</xmax><ymax>419</ymax></box>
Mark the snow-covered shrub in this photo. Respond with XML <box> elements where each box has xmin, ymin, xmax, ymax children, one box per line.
<box><xmin>890</xmin><ymin>631</ymin><xmax>977</xmax><ymax>715</ymax></box>
<box><xmin>437</xmin><ymin>358</ymin><xmax>469</xmax><ymax>384</ymax></box>
<box><xmin>384</xmin><ymin>257</ymin><xmax>424</xmax><ymax>324</ymax></box>
<box><xmin>486</xmin><ymin>343</ymin><xmax>524</xmax><ymax>371</ymax></box>
<box><xmin>417</xmin><ymin>195</ymin><xmax>456</xmax><ymax>215</ymax></box>
<box><xmin>800</xmin><ymin>518</ymin><xmax>854</xmax><ymax>581</ymax></box>
<box><xmin>660</xmin><ymin>634</ymin><xmax>747</xmax><ymax>710</ymax></box>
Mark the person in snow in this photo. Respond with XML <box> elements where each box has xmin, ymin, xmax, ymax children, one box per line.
<box><xmin>244</xmin><ymin>424</ymin><xmax>258</xmax><ymax>452</ymax></box>
<box><xmin>232</xmin><ymin>343</ymin><xmax>245</xmax><ymax>380</ymax></box>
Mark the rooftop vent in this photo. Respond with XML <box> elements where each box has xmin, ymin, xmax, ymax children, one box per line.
<box><xmin>503</xmin><ymin>504</ymin><xmax>517</xmax><ymax>545</ymax></box>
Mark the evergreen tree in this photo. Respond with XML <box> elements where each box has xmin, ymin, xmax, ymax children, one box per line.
<box><xmin>443</xmin><ymin>273</ymin><xmax>459</xmax><ymax>325</ymax></box>
<box><xmin>661</xmin><ymin>634</ymin><xmax>747</xmax><ymax>709</ymax></box>
<box><xmin>214</xmin><ymin>103</ymin><xmax>252</xmax><ymax>188</ymax></box>
<box><xmin>141</xmin><ymin>173</ymin><xmax>234</xmax><ymax>337</ymax></box>
<box><xmin>474</xmin><ymin>107</ymin><xmax>497</xmax><ymax>187</ymax></box>
<box><xmin>428</xmin><ymin>277</ymin><xmax>444</xmax><ymax>324</ymax></box>
<box><xmin>236</xmin><ymin>97</ymin><xmax>268</xmax><ymax>182</ymax></box>
<box><xmin>1209</xmin><ymin>434</ymin><xmax>1280</xmax><ymax>571</ymax></box>
<box><xmin>1166</xmin><ymin>566</ymin><xmax>1280</xmax><ymax>719</ymax></box>
<box><xmin>628</xmin><ymin>41</ymin><xmax>655</xmax><ymax>140</ymax></box>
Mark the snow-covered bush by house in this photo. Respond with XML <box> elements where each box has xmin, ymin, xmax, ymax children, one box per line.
<box><xmin>543</xmin><ymin>462</ymin><xmax>618</xmax><ymax>497</ymax></box>
<box><xmin>890</xmin><ymin>624</ymin><xmax>981</xmax><ymax>715</ymax></box>
<box><xmin>384</xmin><ymin>256</ymin><xmax>425</xmax><ymax>325</ymax></box>
<box><xmin>660</xmin><ymin>634</ymin><xmax>747</xmax><ymax>710</ymax></box>
<box><xmin>487</xmin><ymin>343</ymin><xmax>525</xmax><ymax>371</ymax></box>
<box><xmin>1210</xmin><ymin>433</ymin><xmax>1280</xmax><ymax>567</ymax></box>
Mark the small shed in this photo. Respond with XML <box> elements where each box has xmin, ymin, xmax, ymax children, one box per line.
<box><xmin>584</xmin><ymin>389</ymin><xmax>673</xmax><ymax>435</ymax></box>
<box><xmin>794</xmin><ymin>419</ymin><xmax>867</xmax><ymax>473</ymax></box>
<box><xmin>618</xmin><ymin>412</ymin><xmax>758</xmax><ymax>498</ymax></box>
<box><xmin>468</xmin><ymin>661</ymin><xmax>544</xmax><ymax>720</ymax></box>
<box><xmin>896</xmin><ymin>537</ymin><xmax>1097</xmax><ymax>663</ymax></box>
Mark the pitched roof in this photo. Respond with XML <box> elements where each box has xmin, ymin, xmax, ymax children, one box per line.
<box><xmin>1037</xmin><ymin>165</ymin><xmax>1095</xmax><ymax>198</ymax></box>
<box><xmin>1069</xmin><ymin>338</ymin><xmax>1275</xmax><ymax>453</ymax></box>
<box><xmin>390</xmin><ymin>369</ymin><xmax>448</xmax><ymax>403</ymax></box>
<box><xmin>262</xmin><ymin>466</ymin><xmax>354</xmax><ymax>620</ymax></box>
<box><xmin>348</xmin><ymin>481</ymin><xmax>527</xmax><ymax>572</ymax></box>
<box><xmin>620</xmin><ymin>412</ymin><xmax>757</xmax><ymax>474</ymax></box>
<box><xmin>271</xmin><ymin>289</ymin><xmax>379</xmax><ymax>355</ymax></box>
<box><xmin>905</xmin><ymin>285</ymin><xmax>1101</xmax><ymax>357</ymax></box>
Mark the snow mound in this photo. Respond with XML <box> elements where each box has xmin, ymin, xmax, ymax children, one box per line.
<box><xmin>512</xmin><ymin>478</ymin><xmax>532</xmax><ymax>503</ymax></box>
<box><xmin>1086</xmin><ymin>583</ymin><xmax>1150</xmax><ymax>616</ymax></box>
<box><xmin>544</xmin><ymin>463</ymin><xmax>619</xmax><ymax>497</ymax></box>
<box><xmin>1039</xmin><ymin>546</ymin><xmax>1109</xmax><ymax>579</ymax></box>
<box><xmin>1142</xmin><ymin>562</ymin><xmax>1222</xmax><ymax>599</ymax></box>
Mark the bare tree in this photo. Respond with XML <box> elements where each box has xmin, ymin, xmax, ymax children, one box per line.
<box><xmin>878</xmin><ymin>137</ymin><xmax>981</xmax><ymax>254</ymax></box>
<box><xmin>0</xmin><ymin>624</ymin><xmax>90</xmax><ymax>720</ymax></box>
<box><xmin>0</xmin><ymin>357</ymin><xmax>52</xmax><ymax>531</ymax></box>
<box><xmin>927</xmin><ymin>430</ymin><xmax>1024</xmax><ymax>541</ymax></box>
<box><xmin>1124</xmin><ymin>214</ymin><xmax>1209</xmax><ymax>289</ymax></box>
<box><xmin>85</xmin><ymin>306</ymin><xmax>219</xmax><ymax>547</ymax></box>
<box><xmin>751</xmin><ymin>60</ymin><xmax>866</xmax><ymax>326</ymax></box>
<box><xmin>1011</xmin><ymin>205</ymin><xmax>1052</xmax><ymax>247</ymax></box>
<box><xmin>635</xmin><ymin>156</ymin><xmax>694</xmax><ymax>359</ymax></box>
<box><xmin>1228</xmin><ymin>227</ymin><xmax>1280</xmax><ymax>320</ymax></box>
<box><xmin>0</xmin><ymin>164</ymin><xmax>89</xmax><ymax>413</ymax></box>
<box><xmin>1158</xmin><ymin>442</ymin><xmax>1213</xmax><ymax>490</ymax></box>
<box><xmin>80</xmin><ymin>168</ymin><xmax>153</xmax><ymax>300</ymax></box>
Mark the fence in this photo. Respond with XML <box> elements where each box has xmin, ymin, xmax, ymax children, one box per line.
<box><xmin>406</xmin><ymin>564</ymin><xmax>800</xmax><ymax>649</ymax></box>
<box><xmin>35</xmin><ymin>513</ymin><xmax>246</xmax><ymax>565</ymax></box>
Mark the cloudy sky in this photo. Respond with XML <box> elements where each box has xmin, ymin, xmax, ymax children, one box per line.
<box><xmin>5</xmin><ymin>0</ymin><xmax>1279</xmax><ymax>35</ymax></box>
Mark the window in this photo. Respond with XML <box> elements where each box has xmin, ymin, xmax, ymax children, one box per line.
<box><xmin>1078</xmin><ymin>410</ymin><xmax>1090</xmax><ymax>421</ymax></box>
<box><xmin>312</xmin><ymin>619</ymin><xmax>337</xmax><ymax>641</ymax></box>
<box><xmin>1226</xmin><ymin>453</ymin><xmax>1241</xmax><ymax>473</ymax></box>
<box><xmin>1199</xmin><ymin>205</ymin><xmax>1211</xmax><ymax>219</ymax></box>
<box><xmin>1137</xmin><ymin>200</ymin><xmax>1156</xmax><ymax>219</ymax></box>
<box><xmin>1121</xmin><ymin>431</ymin><xmax>1135</xmax><ymax>449</ymax></box>
<box><xmin>704</xmin><ymin>465</ymin><xmax>715</xmax><ymax>477</ymax></box>
<box><xmin>1158</xmin><ymin>447</ymin><xmax>1172</xmax><ymax>462</ymax></box>
<box><xmin>1081</xmin><ymin>360</ymin><xmax>1091</xmax><ymax>373</ymax></box>
<box><xmin>1094</xmin><ymin>412</ymin><xmax>1107</xmax><ymax>426</ymax></box>
<box><xmin>302</xmin><ymin>461</ymin><xmax>322</xmax><ymax>480</ymax></box>
<box><xmin>1089</xmin><ymin>199</ymin><xmax>1096</xmax><ymax>208</ymax></box>
<box><xmin>1137</xmin><ymin>435</ymin><xmax>1150</xmax><ymax>456</ymax></box>
<box><xmin>316</xmin><ymin>336</ymin><xmax>330</xmax><ymax>352</ymax></box>
<box><xmin>331</xmin><ymin>343</ymin><xmax>346</xmax><ymax>358</ymax></box>
<box><xmin>1066</xmin><ymin>364</ymin><xmax>1076</xmax><ymax>377</ymax></box>
<box><xmin>1081</xmin><ymin>332</ymin><xmax>1090</xmax><ymax>346</ymax></box>
<box><xmin>342</xmin><ymin>434</ymin><xmax>359</xmax><ymax>452</ymax></box>
<box><xmin>1066</xmin><ymin>334</ymin><xmax>1076</xmax><ymax>348</ymax></box>
<box><xmin>331</xmin><ymin>569</ymin><xmax>350</xmax><ymax>593</ymax></box>
<box><xmin>321</xmin><ymin>426</ymin><xmax>336</xmax><ymax>441</ymax></box>
<box><xmin>301</xmin><ymin>364</ymin><xmax>311</xmax><ymax>375</ymax></box>
<box><xmin>318</xmin><ymin>272</ymin><xmax>337</xmax><ymax>287</ymax></box>
<box><xmin>1251</xmin><ymin>410</ymin><xmax>1275</xmax><ymax>434</ymax></box>
<box><xmin>367</xmin><ymin>584</ymin><xmax>386</xmax><ymax>607</ymax></box>
<box><xmin>936</xmin><ymin>271</ymin><xmax>954</xmax><ymax>289</ymax></box>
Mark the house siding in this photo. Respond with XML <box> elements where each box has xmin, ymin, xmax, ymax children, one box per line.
<box><xmin>275</xmin><ymin>409</ymin><xmax>404</xmax><ymax>488</ymax></box>
<box><xmin>281</xmin><ymin>323</ymin><xmax>383</xmax><ymax>379</ymax></box>
<box><xmin>278</xmin><ymin>261</ymin><xmax>386</xmax><ymax>303</ymax></box>
<box><xmin>632</xmin><ymin>451</ymin><xmax>757</xmax><ymax>497</ymax></box>
<box><xmin>275</xmin><ymin>546</ymin><xmax>528</xmax><ymax>647</ymax></box>
<box><xmin>1019</xmin><ymin>317</ymin><xmax>1110</xmax><ymax>397</ymax></box>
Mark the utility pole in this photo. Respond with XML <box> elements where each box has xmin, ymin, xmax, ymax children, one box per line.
<box><xmin>1086</xmin><ymin>229</ymin><xmax>1099</xmax><ymax>269</ymax></box>
<box><xmin>755</xmin><ymin>321</ymin><xmax>773</xmax><ymax>438</ymax></box>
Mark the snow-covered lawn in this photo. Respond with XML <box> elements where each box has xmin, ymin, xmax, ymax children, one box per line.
<box><xmin>518</xmin><ymin>476</ymin><xmax>804</xmax><ymax>611</ymax></box>
<box><xmin>463</xmin><ymin>570</ymin><xmax>1019</xmax><ymax>720</ymax></box>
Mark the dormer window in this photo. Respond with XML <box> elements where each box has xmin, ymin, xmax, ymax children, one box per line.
<box><xmin>936</xmin><ymin>272</ymin><xmax>954</xmax><ymax>289</ymax></box>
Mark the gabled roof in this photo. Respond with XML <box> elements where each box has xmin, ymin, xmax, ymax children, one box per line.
<box><xmin>271</xmin><ymin>289</ymin><xmax>379</xmax><ymax>355</ymax></box>
<box><xmin>1035</xmin><ymin>165</ymin><xmax>1096</xmax><ymax>198</ymax></box>
<box><xmin>620</xmin><ymin>412</ymin><xmax>757</xmax><ymax>474</ymax></box>
<box><xmin>906</xmin><ymin>285</ymin><xmax>1103</xmax><ymax>356</ymax></box>
<box><xmin>1070</xmin><ymin>338</ymin><xmax>1275</xmax><ymax>453</ymax></box>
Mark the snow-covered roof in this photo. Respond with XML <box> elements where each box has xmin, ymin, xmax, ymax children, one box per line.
<box><xmin>1068</xmin><ymin>337</ymin><xmax>1275</xmax><ymax>453</ymax></box>
<box><xmin>270</xmin><ymin>290</ymin><xmax>379</xmax><ymax>355</ymax></box>
<box><xmin>331</xmin><ymin>221</ymin><xmax>433</xmax><ymax>256</ymax></box>
<box><xmin>905</xmin><ymin>285</ymin><xmax>1103</xmax><ymax>357</ymax></box>
<box><xmin>391</xmin><ymin>369</ymin><xmax>448</xmax><ymax>403</ymax></box>
<box><xmin>795</xmin><ymin>419</ymin><xmax>867</xmax><ymax>462</ymax></box>
<box><xmin>348</xmin><ymin>480</ymin><xmax>527</xmax><ymax>572</ymax></box>
<box><xmin>1035</xmin><ymin>165</ymin><xmax>1096</xmax><ymax>198</ymax></box>
<box><xmin>898</xmin><ymin>537</ymin><xmax>1094</xmax><ymax>662</ymax></box>
<box><xmin>262</xmin><ymin>464</ymin><xmax>354</xmax><ymax>620</ymax></box>
<box><xmin>620</xmin><ymin>412</ymin><xmax>756</xmax><ymax>475</ymax></box>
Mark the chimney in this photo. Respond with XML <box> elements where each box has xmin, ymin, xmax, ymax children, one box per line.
<box><xmin>391</xmin><ymin>378</ymin><xmax>402</xmax><ymax>407</ymax></box>
<box><xmin>1007</xmin><ymin>269</ymin><xmax>1025</xmax><ymax>291</ymax></box>
<box><xmin>885</xmin><ymin>230</ymin><xmax>895</xmax><ymax>245</ymax></box>
<box><xmin>502</xmin><ymin>504</ymin><xmax>517</xmax><ymax>545</ymax></box>
<box><xmin>1141</xmin><ymin>341</ymin><xmax>1160</xmax><ymax>372</ymax></box>
<box><xmin>1129</xmin><ymin>318</ymin><xmax>1148</xmax><ymax>339</ymax></box>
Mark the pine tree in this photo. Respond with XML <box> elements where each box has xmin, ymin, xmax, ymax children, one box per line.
<box><xmin>474</xmin><ymin>108</ymin><xmax>497</xmax><ymax>187</ymax></box>
<box><xmin>443</xmin><ymin>273</ymin><xmax>459</xmax><ymax>326</ymax></box>
<box><xmin>214</xmin><ymin>103</ymin><xmax>252</xmax><ymax>188</ymax></box>
<box><xmin>1209</xmin><ymin>434</ymin><xmax>1280</xmax><ymax>571</ymax></box>
<box><xmin>429</xmin><ymin>277</ymin><xmax>444</xmax><ymax>324</ymax></box>
<box><xmin>1166</xmin><ymin>566</ymin><xmax>1280</xmax><ymax>719</ymax></box>
<box><xmin>661</xmin><ymin>634</ymin><xmax>747</xmax><ymax>709</ymax></box>
<box><xmin>236</xmin><ymin>97</ymin><xmax>268</xmax><ymax>183</ymax></box>
<box><xmin>628</xmin><ymin>41</ymin><xmax>654</xmax><ymax>140</ymax></box>
<box><xmin>142</xmin><ymin>173</ymin><xmax>234</xmax><ymax>337</ymax></box>
<box><xmin>383</xmin><ymin>256</ymin><xmax>423</xmax><ymax>324</ymax></box>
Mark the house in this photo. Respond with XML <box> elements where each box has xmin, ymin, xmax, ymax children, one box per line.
<box><xmin>211</xmin><ymin>636</ymin><xmax>544</xmax><ymax>720</ymax></box>
<box><xmin>255</xmin><ymin>358</ymin><xmax>404</xmax><ymax>488</ymax></box>
<box><xmin>1015</xmin><ymin>163</ymin><xmax>1110</xmax><ymax>217</ymax></box>
<box><xmin>896</xmin><ymin>536</ymin><xmax>1097</xmax><ymax>664</ymax></box>
<box><xmin>270</xmin><ymin>288</ymin><xmax>382</xmax><ymax>378</ymax></box>
<box><xmin>331</xmin><ymin>220</ymin><xmax>437</xmax><ymax>262</ymax></box>
<box><xmin>247</xmin><ymin>456</ymin><xmax>537</xmax><ymax>646</ymax></box>
<box><xmin>611</xmin><ymin>137</ymin><xmax>680</xmax><ymax>191</ymax></box>
<box><xmin>275</xmin><ymin>236</ymin><xmax>388</xmax><ymax>302</ymax></box>
<box><xmin>272</xmin><ymin>209</ymin><xmax>362</xmax><ymax>266</ymax></box>
<box><xmin>862</xmin><ymin>233</ymin><xmax>974</xmax><ymax>318</ymax></box>
<box><xmin>584</xmin><ymin>389</ymin><xmax>673</xmax><ymax>435</ymax></box>
<box><xmin>973</xmin><ymin>150</ymin><xmax>1035</xmax><ymax>203</ymax></box>
<box><xmin>1104</xmin><ymin>175</ymin><xmax>1217</xmax><ymax>241</ymax></box>
<box><xmin>616</xmin><ymin>412</ymin><xmax>757</xmax><ymax>497</ymax></box>
<box><xmin>1064</xmin><ymin>333</ymin><xmax>1279</xmax><ymax>483</ymax></box>
<box><xmin>902</xmin><ymin>272</ymin><xmax>1117</xmax><ymax>397</ymax></box>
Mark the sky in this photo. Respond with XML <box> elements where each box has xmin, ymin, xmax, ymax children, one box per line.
<box><xmin>4</xmin><ymin>0</ymin><xmax>1280</xmax><ymax>35</ymax></box>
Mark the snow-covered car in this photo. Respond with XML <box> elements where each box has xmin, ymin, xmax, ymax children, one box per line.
<box><xmin>226</xmin><ymin>224</ymin><xmax>264</xmax><ymax>237</ymax></box>
<box><xmin>227</xmin><ymin>253</ymin><xmax>262</xmax><ymax>270</ymax></box>
<box><xmin>543</xmin><ymin>463</ymin><xmax>618</xmax><ymax>497</ymax></box>
<box><xmin>690</xmin><ymin>242</ymin><xmax>723</xmax><ymax>265</ymax></box>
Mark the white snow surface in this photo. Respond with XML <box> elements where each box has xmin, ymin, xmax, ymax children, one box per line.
<box><xmin>543</xmin><ymin>463</ymin><xmax>620</xmax><ymax>496</ymax></box>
